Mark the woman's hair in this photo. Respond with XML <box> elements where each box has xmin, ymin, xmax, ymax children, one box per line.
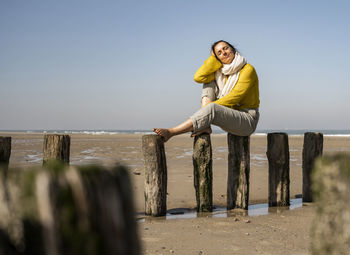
<box><xmin>211</xmin><ymin>40</ymin><xmax>236</xmax><ymax>61</ymax></box>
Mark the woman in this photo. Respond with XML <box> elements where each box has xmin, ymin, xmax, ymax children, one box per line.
<box><xmin>153</xmin><ymin>40</ymin><xmax>260</xmax><ymax>142</ymax></box>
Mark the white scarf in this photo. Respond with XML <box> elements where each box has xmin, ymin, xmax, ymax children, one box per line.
<box><xmin>215</xmin><ymin>51</ymin><xmax>247</xmax><ymax>98</ymax></box>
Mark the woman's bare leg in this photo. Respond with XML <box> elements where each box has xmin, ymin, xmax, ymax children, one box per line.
<box><xmin>153</xmin><ymin>97</ymin><xmax>215</xmax><ymax>142</ymax></box>
<box><xmin>153</xmin><ymin>119</ymin><xmax>194</xmax><ymax>142</ymax></box>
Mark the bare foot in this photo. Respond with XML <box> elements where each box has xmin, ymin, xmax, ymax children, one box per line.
<box><xmin>191</xmin><ymin>126</ymin><xmax>212</xmax><ymax>137</ymax></box>
<box><xmin>153</xmin><ymin>128</ymin><xmax>173</xmax><ymax>142</ymax></box>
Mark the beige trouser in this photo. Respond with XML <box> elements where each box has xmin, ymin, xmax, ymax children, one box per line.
<box><xmin>190</xmin><ymin>81</ymin><xmax>259</xmax><ymax>136</ymax></box>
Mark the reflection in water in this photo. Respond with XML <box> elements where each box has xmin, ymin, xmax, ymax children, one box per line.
<box><xmin>137</xmin><ymin>198</ymin><xmax>303</xmax><ymax>222</ymax></box>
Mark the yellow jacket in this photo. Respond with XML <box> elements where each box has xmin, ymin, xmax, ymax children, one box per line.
<box><xmin>194</xmin><ymin>55</ymin><xmax>260</xmax><ymax>110</ymax></box>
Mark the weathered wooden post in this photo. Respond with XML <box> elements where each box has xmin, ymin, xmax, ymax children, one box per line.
<box><xmin>227</xmin><ymin>134</ymin><xmax>250</xmax><ymax>210</ymax></box>
<box><xmin>302</xmin><ymin>132</ymin><xmax>323</xmax><ymax>202</ymax></box>
<box><xmin>311</xmin><ymin>154</ymin><xmax>350</xmax><ymax>255</ymax></box>
<box><xmin>0</xmin><ymin>164</ymin><xmax>141</xmax><ymax>255</ymax></box>
<box><xmin>43</xmin><ymin>134</ymin><xmax>70</xmax><ymax>166</ymax></box>
<box><xmin>193</xmin><ymin>133</ymin><xmax>213</xmax><ymax>212</ymax></box>
<box><xmin>266</xmin><ymin>133</ymin><xmax>290</xmax><ymax>206</ymax></box>
<box><xmin>142</xmin><ymin>135</ymin><xmax>167</xmax><ymax>216</ymax></box>
<box><xmin>0</xmin><ymin>137</ymin><xmax>11</xmax><ymax>171</ymax></box>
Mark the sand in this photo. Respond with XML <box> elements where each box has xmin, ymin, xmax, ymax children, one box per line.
<box><xmin>2</xmin><ymin>132</ymin><xmax>350</xmax><ymax>254</ymax></box>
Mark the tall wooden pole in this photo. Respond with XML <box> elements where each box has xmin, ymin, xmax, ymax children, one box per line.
<box><xmin>142</xmin><ymin>135</ymin><xmax>167</xmax><ymax>216</ymax></box>
<box><xmin>266</xmin><ymin>133</ymin><xmax>290</xmax><ymax>206</ymax></box>
<box><xmin>193</xmin><ymin>133</ymin><xmax>213</xmax><ymax>212</ymax></box>
<box><xmin>302</xmin><ymin>132</ymin><xmax>323</xmax><ymax>202</ymax></box>
<box><xmin>227</xmin><ymin>134</ymin><xmax>250</xmax><ymax>210</ymax></box>
<box><xmin>43</xmin><ymin>134</ymin><xmax>70</xmax><ymax>165</ymax></box>
<box><xmin>0</xmin><ymin>137</ymin><xmax>11</xmax><ymax>171</ymax></box>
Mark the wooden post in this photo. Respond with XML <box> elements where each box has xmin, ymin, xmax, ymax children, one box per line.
<box><xmin>227</xmin><ymin>134</ymin><xmax>250</xmax><ymax>210</ymax></box>
<box><xmin>142</xmin><ymin>135</ymin><xmax>167</xmax><ymax>216</ymax></box>
<box><xmin>302</xmin><ymin>132</ymin><xmax>323</xmax><ymax>202</ymax></box>
<box><xmin>266</xmin><ymin>132</ymin><xmax>290</xmax><ymax>206</ymax></box>
<box><xmin>0</xmin><ymin>137</ymin><xmax>11</xmax><ymax>171</ymax></box>
<box><xmin>193</xmin><ymin>133</ymin><xmax>213</xmax><ymax>212</ymax></box>
<box><xmin>43</xmin><ymin>134</ymin><xmax>70</xmax><ymax>166</ymax></box>
<box><xmin>311</xmin><ymin>154</ymin><xmax>350</xmax><ymax>254</ymax></box>
<box><xmin>0</xmin><ymin>164</ymin><xmax>141</xmax><ymax>255</ymax></box>
<box><xmin>65</xmin><ymin>165</ymin><xmax>141</xmax><ymax>255</ymax></box>
<box><xmin>0</xmin><ymin>229</ymin><xmax>19</xmax><ymax>254</ymax></box>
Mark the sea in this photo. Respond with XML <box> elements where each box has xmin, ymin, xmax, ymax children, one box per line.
<box><xmin>1</xmin><ymin>129</ymin><xmax>350</xmax><ymax>137</ymax></box>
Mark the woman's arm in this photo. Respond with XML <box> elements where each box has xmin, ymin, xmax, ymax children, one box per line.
<box><xmin>193</xmin><ymin>55</ymin><xmax>222</xmax><ymax>84</ymax></box>
<box><xmin>213</xmin><ymin>64</ymin><xmax>258</xmax><ymax>108</ymax></box>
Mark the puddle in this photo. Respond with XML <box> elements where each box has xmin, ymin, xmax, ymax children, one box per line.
<box><xmin>248</xmin><ymin>198</ymin><xmax>302</xmax><ymax>216</ymax></box>
<box><xmin>137</xmin><ymin>198</ymin><xmax>303</xmax><ymax>222</ymax></box>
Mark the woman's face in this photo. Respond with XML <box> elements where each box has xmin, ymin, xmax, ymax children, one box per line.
<box><xmin>214</xmin><ymin>42</ymin><xmax>235</xmax><ymax>64</ymax></box>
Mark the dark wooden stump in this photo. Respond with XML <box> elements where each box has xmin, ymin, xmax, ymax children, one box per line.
<box><xmin>311</xmin><ymin>154</ymin><xmax>350</xmax><ymax>254</ymax></box>
<box><xmin>0</xmin><ymin>164</ymin><xmax>140</xmax><ymax>255</ymax></box>
<box><xmin>43</xmin><ymin>134</ymin><xmax>70</xmax><ymax>166</ymax></box>
<box><xmin>193</xmin><ymin>133</ymin><xmax>212</xmax><ymax>212</ymax></box>
<box><xmin>0</xmin><ymin>137</ymin><xmax>11</xmax><ymax>171</ymax></box>
<box><xmin>142</xmin><ymin>135</ymin><xmax>167</xmax><ymax>216</ymax></box>
<box><xmin>266</xmin><ymin>133</ymin><xmax>290</xmax><ymax>206</ymax></box>
<box><xmin>302</xmin><ymin>132</ymin><xmax>323</xmax><ymax>202</ymax></box>
<box><xmin>227</xmin><ymin>134</ymin><xmax>250</xmax><ymax>210</ymax></box>
<box><xmin>66</xmin><ymin>165</ymin><xmax>141</xmax><ymax>255</ymax></box>
<box><xmin>0</xmin><ymin>229</ymin><xmax>20</xmax><ymax>255</ymax></box>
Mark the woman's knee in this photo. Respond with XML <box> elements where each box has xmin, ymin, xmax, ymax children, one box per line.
<box><xmin>201</xmin><ymin>81</ymin><xmax>217</xmax><ymax>101</ymax></box>
<box><xmin>204</xmin><ymin>103</ymin><xmax>218</xmax><ymax>120</ymax></box>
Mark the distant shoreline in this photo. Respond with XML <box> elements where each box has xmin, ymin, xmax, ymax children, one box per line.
<box><xmin>1</xmin><ymin>129</ymin><xmax>350</xmax><ymax>136</ymax></box>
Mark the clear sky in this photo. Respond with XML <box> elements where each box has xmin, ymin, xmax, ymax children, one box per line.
<box><xmin>1</xmin><ymin>0</ymin><xmax>349</xmax><ymax>130</ymax></box>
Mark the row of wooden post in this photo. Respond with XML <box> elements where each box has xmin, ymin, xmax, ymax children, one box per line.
<box><xmin>142</xmin><ymin>132</ymin><xmax>323</xmax><ymax>216</ymax></box>
<box><xmin>2</xmin><ymin>133</ymin><xmax>346</xmax><ymax>254</ymax></box>
<box><xmin>1</xmin><ymin>132</ymin><xmax>323</xmax><ymax>218</ymax></box>
<box><xmin>0</xmin><ymin>135</ymin><xmax>71</xmax><ymax>169</ymax></box>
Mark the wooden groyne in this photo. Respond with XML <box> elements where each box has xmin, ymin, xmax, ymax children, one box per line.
<box><xmin>140</xmin><ymin>132</ymin><xmax>326</xmax><ymax>215</ymax></box>
<box><xmin>1</xmin><ymin>131</ymin><xmax>327</xmax><ymax>222</ymax></box>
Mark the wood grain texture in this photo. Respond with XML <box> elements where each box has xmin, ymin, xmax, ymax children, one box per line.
<box><xmin>266</xmin><ymin>133</ymin><xmax>290</xmax><ymax>206</ymax></box>
<box><xmin>227</xmin><ymin>134</ymin><xmax>250</xmax><ymax>210</ymax></box>
<box><xmin>311</xmin><ymin>154</ymin><xmax>350</xmax><ymax>255</ymax></box>
<box><xmin>43</xmin><ymin>134</ymin><xmax>70</xmax><ymax>165</ymax></box>
<box><xmin>142</xmin><ymin>135</ymin><xmax>167</xmax><ymax>216</ymax></box>
<box><xmin>0</xmin><ymin>164</ymin><xmax>140</xmax><ymax>255</ymax></box>
<box><xmin>193</xmin><ymin>133</ymin><xmax>213</xmax><ymax>212</ymax></box>
<box><xmin>302</xmin><ymin>132</ymin><xmax>323</xmax><ymax>202</ymax></box>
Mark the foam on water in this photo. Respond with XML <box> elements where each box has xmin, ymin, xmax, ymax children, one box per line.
<box><xmin>215</xmin><ymin>147</ymin><xmax>227</xmax><ymax>153</ymax></box>
<box><xmin>251</xmin><ymin>154</ymin><xmax>267</xmax><ymax>161</ymax></box>
<box><xmin>25</xmin><ymin>154</ymin><xmax>42</xmax><ymax>163</ymax></box>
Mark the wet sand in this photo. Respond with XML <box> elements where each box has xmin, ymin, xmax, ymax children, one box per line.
<box><xmin>2</xmin><ymin>132</ymin><xmax>350</xmax><ymax>254</ymax></box>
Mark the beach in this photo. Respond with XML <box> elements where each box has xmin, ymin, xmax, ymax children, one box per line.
<box><xmin>2</xmin><ymin>131</ymin><xmax>350</xmax><ymax>254</ymax></box>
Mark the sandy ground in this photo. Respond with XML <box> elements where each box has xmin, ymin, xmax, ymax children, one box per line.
<box><xmin>2</xmin><ymin>132</ymin><xmax>350</xmax><ymax>254</ymax></box>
